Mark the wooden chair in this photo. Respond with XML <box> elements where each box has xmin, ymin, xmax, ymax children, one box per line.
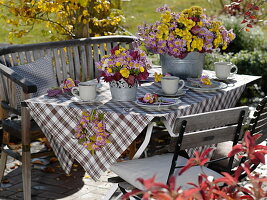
<box><xmin>109</xmin><ymin>106</ymin><xmax>248</xmax><ymax>197</ymax></box>
<box><xmin>210</xmin><ymin>96</ymin><xmax>267</xmax><ymax>172</ymax></box>
<box><xmin>0</xmin><ymin>35</ymin><xmax>137</xmax><ymax>199</ymax></box>
<box><xmin>249</xmin><ymin>96</ymin><xmax>267</xmax><ymax>143</ymax></box>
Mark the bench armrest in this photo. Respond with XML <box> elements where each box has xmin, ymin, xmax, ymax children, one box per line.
<box><xmin>0</xmin><ymin>63</ymin><xmax>37</xmax><ymax>94</ymax></box>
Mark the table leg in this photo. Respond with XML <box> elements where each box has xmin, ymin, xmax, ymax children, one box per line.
<box><xmin>132</xmin><ymin>122</ymin><xmax>155</xmax><ymax>159</ymax></box>
<box><xmin>21</xmin><ymin>106</ymin><xmax>31</xmax><ymax>200</ymax></box>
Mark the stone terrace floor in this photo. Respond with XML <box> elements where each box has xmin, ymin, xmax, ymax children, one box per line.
<box><xmin>0</xmin><ymin>141</ymin><xmax>117</xmax><ymax>200</ymax></box>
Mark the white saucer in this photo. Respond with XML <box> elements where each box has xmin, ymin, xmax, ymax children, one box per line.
<box><xmin>71</xmin><ymin>96</ymin><xmax>97</xmax><ymax>103</ymax></box>
<box><xmin>156</xmin><ymin>89</ymin><xmax>187</xmax><ymax>97</ymax></box>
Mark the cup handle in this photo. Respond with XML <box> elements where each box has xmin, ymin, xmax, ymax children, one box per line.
<box><xmin>71</xmin><ymin>87</ymin><xmax>80</xmax><ymax>98</ymax></box>
<box><xmin>231</xmin><ymin>64</ymin><xmax>238</xmax><ymax>74</ymax></box>
<box><xmin>178</xmin><ymin>80</ymin><xmax>185</xmax><ymax>90</ymax></box>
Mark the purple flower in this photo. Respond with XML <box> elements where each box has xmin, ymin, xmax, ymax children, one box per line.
<box><xmin>47</xmin><ymin>88</ymin><xmax>63</xmax><ymax>97</ymax></box>
<box><xmin>156</xmin><ymin>4</ymin><xmax>171</xmax><ymax>13</ymax></box>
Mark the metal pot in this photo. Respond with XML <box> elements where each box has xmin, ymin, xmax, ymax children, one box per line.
<box><xmin>109</xmin><ymin>79</ymin><xmax>137</xmax><ymax>101</ymax></box>
<box><xmin>160</xmin><ymin>52</ymin><xmax>205</xmax><ymax>79</ymax></box>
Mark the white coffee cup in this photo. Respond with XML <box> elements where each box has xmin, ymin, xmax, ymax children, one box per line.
<box><xmin>71</xmin><ymin>82</ymin><xmax>97</xmax><ymax>101</ymax></box>
<box><xmin>214</xmin><ymin>62</ymin><xmax>238</xmax><ymax>80</ymax></box>
<box><xmin>161</xmin><ymin>76</ymin><xmax>185</xmax><ymax>95</ymax></box>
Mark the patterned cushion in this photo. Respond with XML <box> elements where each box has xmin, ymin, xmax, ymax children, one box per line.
<box><xmin>12</xmin><ymin>55</ymin><xmax>58</xmax><ymax>109</ymax></box>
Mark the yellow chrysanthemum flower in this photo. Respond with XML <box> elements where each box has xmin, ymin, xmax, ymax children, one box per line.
<box><xmin>120</xmin><ymin>68</ymin><xmax>130</xmax><ymax>78</ymax></box>
<box><xmin>115</xmin><ymin>62</ymin><xmax>121</xmax><ymax>67</ymax></box>
<box><xmin>107</xmin><ymin>68</ymin><xmax>112</xmax><ymax>73</ymax></box>
<box><xmin>161</xmin><ymin>11</ymin><xmax>172</xmax><ymax>23</ymax></box>
<box><xmin>115</xmin><ymin>50</ymin><xmax>121</xmax><ymax>56</ymax></box>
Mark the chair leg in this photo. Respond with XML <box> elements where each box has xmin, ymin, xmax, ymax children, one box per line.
<box><xmin>0</xmin><ymin>131</ymin><xmax>10</xmax><ymax>181</ymax></box>
<box><xmin>21</xmin><ymin>106</ymin><xmax>31</xmax><ymax>200</ymax></box>
<box><xmin>102</xmin><ymin>183</ymin><xmax>119</xmax><ymax>200</ymax></box>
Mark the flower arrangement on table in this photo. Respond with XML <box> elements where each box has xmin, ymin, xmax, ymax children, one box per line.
<box><xmin>74</xmin><ymin>110</ymin><xmax>112</xmax><ymax>155</ymax></box>
<box><xmin>138</xmin><ymin>5</ymin><xmax>236</xmax><ymax>59</ymax></box>
<box><xmin>96</xmin><ymin>46</ymin><xmax>151</xmax><ymax>86</ymax></box>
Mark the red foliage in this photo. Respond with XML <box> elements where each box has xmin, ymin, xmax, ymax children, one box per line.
<box><xmin>179</xmin><ymin>148</ymin><xmax>213</xmax><ymax>175</ymax></box>
<box><xmin>223</xmin><ymin>0</ymin><xmax>265</xmax><ymax>31</ymax></box>
<box><xmin>125</xmin><ymin>131</ymin><xmax>267</xmax><ymax>200</ymax></box>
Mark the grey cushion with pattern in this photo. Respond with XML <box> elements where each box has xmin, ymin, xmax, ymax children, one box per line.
<box><xmin>12</xmin><ymin>55</ymin><xmax>58</xmax><ymax>109</ymax></box>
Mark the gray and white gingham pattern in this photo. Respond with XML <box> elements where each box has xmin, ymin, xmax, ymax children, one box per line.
<box><xmin>24</xmin><ymin>68</ymin><xmax>260</xmax><ymax>180</ymax></box>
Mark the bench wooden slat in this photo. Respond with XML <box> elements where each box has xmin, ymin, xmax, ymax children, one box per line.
<box><xmin>0</xmin><ymin>75</ymin><xmax>8</xmax><ymax>102</ymax></box>
<box><xmin>79</xmin><ymin>46</ymin><xmax>87</xmax><ymax>81</ymax></box>
<box><xmin>112</xmin><ymin>42</ymin><xmax>119</xmax><ymax>49</ymax></box>
<box><xmin>18</xmin><ymin>52</ymin><xmax>26</xmax><ymax>65</ymax></box>
<box><xmin>0</xmin><ymin>55</ymin><xmax>6</xmax><ymax>65</ymax></box>
<box><xmin>33</xmin><ymin>50</ymin><xmax>41</xmax><ymax>61</ymax></box>
<box><xmin>93</xmin><ymin>44</ymin><xmax>99</xmax><ymax>63</ymax></box>
<box><xmin>53</xmin><ymin>49</ymin><xmax>63</xmax><ymax>84</ymax></box>
<box><xmin>11</xmin><ymin>53</ymin><xmax>18</xmax><ymax>66</ymax></box>
<box><xmin>25</xmin><ymin>51</ymin><xmax>33</xmax><ymax>63</ymax></box>
<box><xmin>86</xmin><ymin>44</ymin><xmax>94</xmax><ymax>80</ymax></box>
<box><xmin>120</xmin><ymin>42</ymin><xmax>126</xmax><ymax>48</ymax></box>
<box><xmin>39</xmin><ymin>50</ymin><xmax>45</xmax><ymax>57</ymax></box>
<box><xmin>60</xmin><ymin>48</ymin><xmax>67</xmax><ymax>80</ymax></box>
<box><xmin>67</xmin><ymin>47</ymin><xmax>75</xmax><ymax>80</ymax></box>
<box><xmin>5</xmin><ymin>54</ymin><xmax>12</xmax><ymax>67</ymax></box>
<box><xmin>73</xmin><ymin>46</ymin><xmax>81</xmax><ymax>81</ymax></box>
<box><xmin>106</xmin><ymin>43</ymin><xmax>111</xmax><ymax>54</ymax></box>
<box><xmin>99</xmin><ymin>43</ymin><xmax>105</xmax><ymax>57</ymax></box>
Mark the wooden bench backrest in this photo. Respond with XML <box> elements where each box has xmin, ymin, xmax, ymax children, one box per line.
<box><xmin>0</xmin><ymin>35</ymin><xmax>137</xmax><ymax>114</ymax></box>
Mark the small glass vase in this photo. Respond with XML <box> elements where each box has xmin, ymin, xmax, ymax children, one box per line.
<box><xmin>160</xmin><ymin>52</ymin><xmax>205</xmax><ymax>79</ymax></box>
<box><xmin>109</xmin><ymin>79</ymin><xmax>138</xmax><ymax>101</ymax></box>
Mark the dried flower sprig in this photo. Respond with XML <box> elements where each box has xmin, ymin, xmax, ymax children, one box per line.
<box><xmin>47</xmin><ymin>78</ymin><xmax>80</xmax><ymax>97</ymax></box>
<box><xmin>74</xmin><ymin>110</ymin><xmax>112</xmax><ymax>155</ymax></box>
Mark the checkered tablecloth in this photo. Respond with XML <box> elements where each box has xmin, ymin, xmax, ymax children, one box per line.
<box><xmin>24</xmin><ymin>68</ymin><xmax>260</xmax><ymax>180</ymax></box>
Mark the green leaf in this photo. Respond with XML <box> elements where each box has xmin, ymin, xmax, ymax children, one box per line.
<box><xmin>98</xmin><ymin>113</ymin><xmax>104</xmax><ymax>120</ymax></box>
<box><xmin>78</xmin><ymin>138</ymin><xmax>86</xmax><ymax>144</ymax></box>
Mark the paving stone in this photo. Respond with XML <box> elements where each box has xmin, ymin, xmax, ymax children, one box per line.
<box><xmin>0</xmin><ymin>190</ymin><xmax>17</xmax><ymax>198</ymax></box>
<box><xmin>8</xmin><ymin>191</ymin><xmax>23</xmax><ymax>199</ymax></box>
<box><xmin>37</xmin><ymin>191</ymin><xmax>69</xmax><ymax>199</ymax></box>
<box><xmin>32</xmin><ymin>197</ymin><xmax>50</xmax><ymax>200</ymax></box>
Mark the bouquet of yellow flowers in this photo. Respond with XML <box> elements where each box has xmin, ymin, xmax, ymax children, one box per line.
<box><xmin>138</xmin><ymin>5</ymin><xmax>235</xmax><ymax>59</ymax></box>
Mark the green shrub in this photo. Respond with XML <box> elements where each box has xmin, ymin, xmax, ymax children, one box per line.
<box><xmin>205</xmin><ymin>50</ymin><xmax>267</xmax><ymax>95</ymax></box>
<box><xmin>218</xmin><ymin>16</ymin><xmax>267</xmax><ymax>53</ymax></box>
